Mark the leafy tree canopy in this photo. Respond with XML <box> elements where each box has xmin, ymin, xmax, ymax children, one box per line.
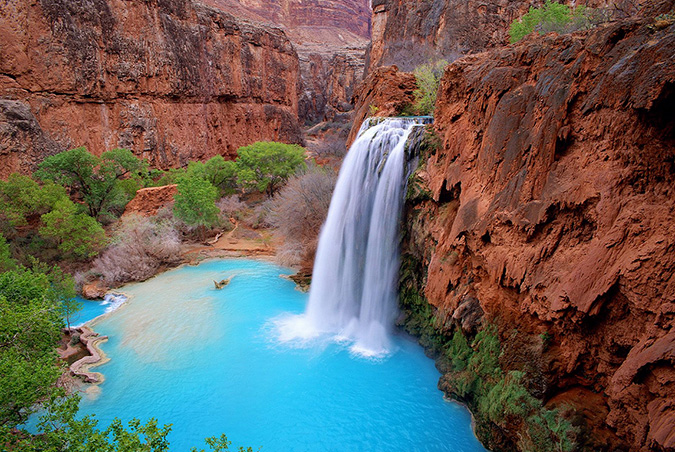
<box><xmin>0</xmin><ymin>264</ymin><xmax>68</xmax><ymax>431</ymax></box>
<box><xmin>236</xmin><ymin>142</ymin><xmax>306</xmax><ymax>197</ymax></box>
<box><xmin>187</xmin><ymin>156</ymin><xmax>238</xmax><ymax>196</ymax></box>
<box><xmin>0</xmin><ymin>173</ymin><xmax>68</xmax><ymax>232</ymax></box>
<box><xmin>39</xmin><ymin>199</ymin><xmax>107</xmax><ymax>259</ymax></box>
<box><xmin>35</xmin><ymin>147</ymin><xmax>147</xmax><ymax>219</ymax></box>
<box><xmin>173</xmin><ymin>175</ymin><xmax>219</xmax><ymax>231</ymax></box>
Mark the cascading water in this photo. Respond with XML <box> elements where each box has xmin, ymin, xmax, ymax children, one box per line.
<box><xmin>278</xmin><ymin>117</ymin><xmax>431</xmax><ymax>357</ymax></box>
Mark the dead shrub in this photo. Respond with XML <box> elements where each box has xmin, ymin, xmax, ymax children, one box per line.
<box><xmin>267</xmin><ymin>164</ymin><xmax>336</xmax><ymax>267</ymax></box>
<box><xmin>217</xmin><ymin>195</ymin><xmax>247</xmax><ymax>220</ymax></box>
<box><xmin>92</xmin><ymin>215</ymin><xmax>182</xmax><ymax>286</ymax></box>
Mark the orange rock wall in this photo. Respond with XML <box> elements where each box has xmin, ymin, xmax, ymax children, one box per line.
<box><xmin>366</xmin><ymin>0</ymin><xmax>615</xmax><ymax>72</ymax></box>
<box><xmin>0</xmin><ymin>0</ymin><xmax>302</xmax><ymax>177</ymax></box>
<box><xmin>403</xmin><ymin>19</ymin><xmax>675</xmax><ymax>451</ymax></box>
<box><xmin>207</xmin><ymin>0</ymin><xmax>372</xmax><ymax>38</ymax></box>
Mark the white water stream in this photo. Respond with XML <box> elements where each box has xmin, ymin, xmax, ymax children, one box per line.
<box><xmin>278</xmin><ymin>117</ymin><xmax>430</xmax><ymax>356</ymax></box>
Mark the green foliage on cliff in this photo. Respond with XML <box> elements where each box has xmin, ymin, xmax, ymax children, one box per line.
<box><xmin>236</xmin><ymin>142</ymin><xmax>307</xmax><ymax>197</ymax></box>
<box><xmin>410</xmin><ymin>60</ymin><xmax>449</xmax><ymax>116</ymax></box>
<box><xmin>398</xmin><ymin>254</ymin><xmax>579</xmax><ymax>451</ymax></box>
<box><xmin>445</xmin><ymin>327</ymin><xmax>579</xmax><ymax>451</ymax></box>
<box><xmin>36</xmin><ymin>147</ymin><xmax>147</xmax><ymax>220</ymax></box>
<box><xmin>509</xmin><ymin>1</ymin><xmax>594</xmax><ymax>43</ymax></box>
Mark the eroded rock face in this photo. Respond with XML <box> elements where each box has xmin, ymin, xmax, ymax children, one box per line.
<box><xmin>346</xmin><ymin>65</ymin><xmax>417</xmax><ymax>145</ymax></box>
<box><xmin>206</xmin><ymin>0</ymin><xmax>372</xmax><ymax>124</ymax></box>
<box><xmin>402</xmin><ymin>19</ymin><xmax>674</xmax><ymax>451</ymax></box>
<box><xmin>122</xmin><ymin>184</ymin><xmax>178</xmax><ymax>218</ymax></box>
<box><xmin>206</xmin><ymin>0</ymin><xmax>371</xmax><ymax>38</ymax></box>
<box><xmin>0</xmin><ymin>0</ymin><xmax>302</xmax><ymax>176</ymax></box>
<box><xmin>366</xmin><ymin>0</ymin><xmax>620</xmax><ymax>72</ymax></box>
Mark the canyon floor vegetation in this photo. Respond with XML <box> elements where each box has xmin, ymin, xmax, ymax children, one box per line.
<box><xmin>0</xmin><ymin>137</ymin><xmax>338</xmax><ymax>450</ymax></box>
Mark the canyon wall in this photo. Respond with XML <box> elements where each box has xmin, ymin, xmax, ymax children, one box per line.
<box><xmin>0</xmin><ymin>0</ymin><xmax>302</xmax><ymax>177</ymax></box>
<box><xmin>398</xmin><ymin>16</ymin><xmax>675</xmax><ymax>452</ymax></box>
<box><xmin>206</xmin><ymin>0</ymin><xmax>372</xmax><ymax>125</ymax></box>
<box><xmin>205</xmin><ymin>0</ymin><xmax>371</xmax><ymax>38</ymax></box>
<box><xmin>366</xmin><ymin>0</ymin><xmax>622</xmax><ymax>72</ymax></box>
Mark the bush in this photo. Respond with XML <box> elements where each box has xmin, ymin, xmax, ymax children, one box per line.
<box><xmin>236</xmin><ymin>142</ymin><xmax>307</xmax><ymax>197</ymax></box>
<box><xmin>509</xmin><ymin>1</ymin><xmax>594</xmax><ymax>43</ymax></box>
<box><xmin>35</xmin><ymin>147</ymin><xmax>147</xmax><ymax>220</ymax></box>
<box><xmin>411</xmin><ymin>60</ymin><xmax>449</xmax><ymax>116</ymax></box>
<box><xmin>92</xmin><ymin>216</ymin><xmax>182</xmax><ymax>286</ymax></box>
<box><xmin>39</xmin><ymin>199</ymin><xmax>107</xmax><ymax>259</ymax></box>
<box><xmin>173</xmin><ymin>175</ymin><xmax>220</xmax><ymax>237</ymax></box>
<box><xmin>217</xmin><ymin>195</ymin><xmax>247</xmax><ymax>221</ymax></box>
<box><xmin>266</xmin><ymin>165</ymin><xmax>336</xmax><ymax>266</ymax></box>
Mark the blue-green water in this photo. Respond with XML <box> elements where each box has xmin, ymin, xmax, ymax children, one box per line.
<box><xmin>80</xmin><ymin>259</ymin><xmax>487</xmax><ymax>452</ymax></box>
<box><xmin>71</xmin><ymin>295</ymin><xmax>126</xmax><ymax>327</ymax></box>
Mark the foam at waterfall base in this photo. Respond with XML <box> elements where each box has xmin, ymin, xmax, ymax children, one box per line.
<box><xmin>273</xmin><ymin>312</ymin><xmax>395</xmax><ymax>359</ymax></box>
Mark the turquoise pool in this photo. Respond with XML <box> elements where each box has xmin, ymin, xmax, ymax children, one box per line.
<box><xmin>80</xmin><ymin>259</ymin><xmax>487</xmax><ymax>452</ymax></box>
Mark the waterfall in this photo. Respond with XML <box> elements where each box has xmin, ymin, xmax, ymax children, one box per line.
<box><xmin>278</xmin><ymin>117</ymin><xmax>430</xmax><ymax>357</ymax></box>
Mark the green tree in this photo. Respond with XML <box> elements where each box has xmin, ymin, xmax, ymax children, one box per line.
<box><xmin>411</xmin><ymin>60</ymin><xmax>449</xmax><ymax>116</ymax></box>
<box><xmin>0</xmin><ymin>234</ymin><xmax>16</xmax><ymax>272</ymax></box>
<box><xmin>173</xmin><ymin>175</ymin><xmax>219</xmax><ymax>239</ymax></box>
<box><xmin>187</xmin><ymin>156</ymin><xmax>238</xmax><ymax>196</ymax></box>
<box><xmin>39</xmin><ymin>199</ymin><xmax>106</xmax><ymax>259</ymax></box>
<box><xmin>0</xmin><ymin>173</ymin><xmax>68</xmax><ymax>233</ymax></box>
<box><xmin>236</xmin><ymin>142</ymin><xmax>306</xmax><ymax>197</ymax></box>
<box><xmin>509</xmin><ymin>1</ymin><xmax>591</xmax><ymax>43</ymax></box>
<box><xmin>0</xmin><ymin>266</ymin><xmax>65</xmax><ymax>431</ymax></box>
<box><xmin>35</xmin><ymin>147</ymin><xmax>147</xmax><ymax>219</ymax></box>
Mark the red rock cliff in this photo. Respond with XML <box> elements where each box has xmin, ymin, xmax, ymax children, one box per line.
<box><xmin>366</xmin><ymin>0</ymin><xmax>616</xmax><ymax>72</ymax></box>
<box><xmin>401</xmin><ymin>16</ymin><xmax>674</xmax><ymax>452</ymax></box>
<box><xmin>206</xmin><ymin>0</ymin><xmax>372</xmax><ymax>124</ymax></box>
<box><xmin>206</xmin><ymin>0</ymin><xmax>371</xmax><ymax>38</ymax></box>
<box><xmin>0</xmin><ymin>0</ymin><xmax>302</xmax><ymax>177</ymax></box>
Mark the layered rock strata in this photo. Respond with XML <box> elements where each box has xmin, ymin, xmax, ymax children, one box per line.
<box><xmin>205</xmin><ymin>0</ymin><xmax>372</xmax><ymax>125</ymax></box>
<box><xmin>398</xmin><ymin>18</ymin><xmax>674</xmax><ymax>452</ymax></box>
<box><xmin>366</xmin><ymin>0</ymin><xmax>621</xmax><ymax>72</ymax></box>
<box><xmin>0</xmin><ymin>0</ymin><xmax>302</xmax><ymax>177</ymax></box>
